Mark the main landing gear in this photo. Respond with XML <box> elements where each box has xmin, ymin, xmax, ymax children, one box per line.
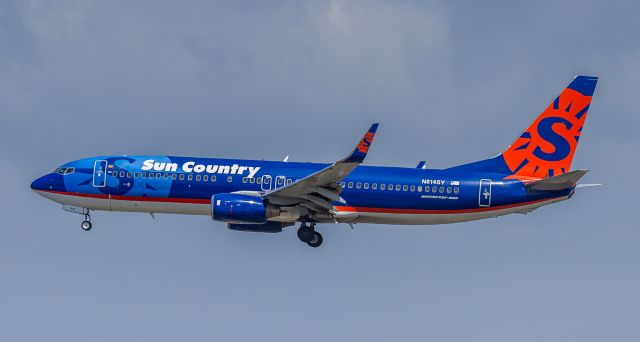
<box><xmin>297</xmin><ymin>223</ymin><xmax>323</xmax><ymax>248</ymax></box>
<box><xmin>81</xmin><ymin>213</ymin><xmax>92</xmax><ymax>231</ymax></box>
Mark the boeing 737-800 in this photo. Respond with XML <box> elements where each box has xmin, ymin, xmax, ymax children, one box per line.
<box><xmin>31</xmin><ymin>76</ymin><xmax>598</xmax><ymax>247</ymax></box>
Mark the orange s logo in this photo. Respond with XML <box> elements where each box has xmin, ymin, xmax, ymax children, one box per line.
<box><xmin>357</xmin><ymin>132</ymin><xmax>374</xmax><ymax>153</ymax></box>
<box><xmin>503</xmin><ymin>87</ymin><xmax>591</xmax><ymax>180</ymax></box>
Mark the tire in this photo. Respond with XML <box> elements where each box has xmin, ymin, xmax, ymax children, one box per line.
<box><xmin>307</xmin><ymin>231</ymin><xmax>323</xmax><ymax>248</ymax></box>
<box><xmin>81</xmin><ymin>221</ymin><xmax>92</xmax><ymax>231</ymax></box>
<box><xmin>297</xmin><ymin>226</ymin><xmax>314</xmax><ymax>243</ymax></box>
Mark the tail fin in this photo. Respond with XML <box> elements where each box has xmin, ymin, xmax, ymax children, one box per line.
<box><xmin>447</xmin><ymin>75</ymin><xmax>598</xmax><ymax>181</ymax></box>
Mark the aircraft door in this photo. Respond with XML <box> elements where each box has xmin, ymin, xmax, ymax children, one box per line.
<box><xmin>93</xmin><ymin>160</ymin><xmax>108</xmax><ymax>188</ymax></box>
<box><xmin>479</xmin><ymin>179</ymin><xmax>492</xmax><ymax>207</ymax></box>
<box><xmin>261</xmin><ymin>175</ymin><xmax>272</xmax><ymax>191</ymax></box>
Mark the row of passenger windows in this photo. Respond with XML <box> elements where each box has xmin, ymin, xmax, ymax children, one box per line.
<box><xmin>108</xmin><ymin>170</ymin><xmax>458</xmax><ymax>194</ymax></box>
<box><xmin>109</xmin><ymin>171</ymin><xmax>233</xmax><ymax>183</ymax></box>
<box><xmin>340</xmin><ymin>181</ymin><xmax>460</xmax><ymax>194</ymax></box>
<box><xmin>110</xmin><ymin>170</ymin><xmax>300</xmax><ymax>186</ymax></box>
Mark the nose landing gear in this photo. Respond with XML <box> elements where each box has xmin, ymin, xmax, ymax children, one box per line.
<box><xmin>297</xmin><ymin>223</ymin><xmax>323</xmax><ymax>248</ymax></box>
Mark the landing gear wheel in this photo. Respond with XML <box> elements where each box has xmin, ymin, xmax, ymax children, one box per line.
<box><xmin>81</xmin><ymin>221</ymin><xmax>92</xmax><ymax>231</ymax></box>
<box><xmin>307</xmin><ymin>231</ymin><xmax>323</xmax><ymax>248</ymax></box>
<box><xmin>297</xmin><ymin>225</ymin><xmax>314</xmax><ymax>243</ymax></box>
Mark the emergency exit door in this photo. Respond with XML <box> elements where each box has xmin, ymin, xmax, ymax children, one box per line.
<box><xmin>479</xmin><ymin>179</ymin><xmax>492</xmax><ymax>207</ymax></box>
<box><xmin>93</xmin><ymin>160</ymin><xmax>107</xmax><ymax>188</ymax></box>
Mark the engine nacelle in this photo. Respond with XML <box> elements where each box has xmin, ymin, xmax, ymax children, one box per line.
<box><xmin>212</xmin><ymin>193</ymin><xmax>268</xmax><ymax>223</ymax></box>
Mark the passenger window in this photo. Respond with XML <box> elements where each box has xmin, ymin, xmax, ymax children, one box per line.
<box><xmin>156</xmin><ymin>173</ymin><xmax>161</xmax><ymax>179</ymax></box>
<box><xmin>148</xmin><ymin>172</ymin><xmax>154</xmax><ymax>179</ymax></box>
<box><xmin>134</xmin><ymin>172</ymin><xmax>139</xmax><ymax>178</ymax></box>
<box><xmin>410</xmin><ymin>185</ymin><xmax>415</xmax><ymax>192</ymax></box>
<box><xmin>242</xmin><ymin>177</ymin><xmax>248</xmax><ymax>183</ymax></box>
<box><xmin>227</xmin><ymin>176</ymin><xmax>233</xmax><ymax>183</ymax></box>
<box><xmin>372</xmin><ymin>183</ymin><xmax>377</xmax><ymax>190</ymax></box>
<box><xmin>348</xmin><ymin>182</ymin><xmax>353</xmax><ymax>188</ymax></box>
<box><xmin>388</xmin><ymin>184</ymin><xmax>393</xmax><ymax>190</ymax></box>
<box><xmin>196</xmin><ymin>175</ymin><xmax>201</xmax><ymax>181</ymax></box>
<box><xmin>286</xmin><ymin>179</ymin><xmax>292</xmax><ymax>185</ymax></box>
<box><xmin>364</xmin><ymin>183</ymin><xmax>369</xmax><ymax>189</ymax></box>
<box><xmin>432</xmin><ymin>186</ymin><xmax>438</xmax><ymax>193</ymax></box>
<box><xmin>125</xmin><ymin>172</ymin><xmax>131</xmax><ymax>178</ymax></box>
<box><xmin>172</xmin><ymin>174</ymin><xmax>177</xmax><ymax>180</ymax></box>
<box><xmin>203</xmin><ymin>175</ymin><xmax>208</xmax><ymax>181</ymax></box>
<box><xmin>402</xmin><ymin>185</ymin><xmax>408</xmax><ymax>191</ymax></box>
<box><xmin>256</xmin><ymin>177</ymin><xmax>262</xmax><ymax>184</ymax></box>
<box><xmin>454</xmin><ymin>187</ymin><xmax>459</xmax><ymax>194</ymax></box>
<box><xmin>164</xmin><ymin>173</ymin><xmax>169</xmax><ymax>179</ymax></box>
<box><xmin>424</xmin><ymin>186</ymin><xmax>430</xmax><ymax>193</ymax></box>
<box><xmin>417</xmin><ymin>186</ymin><xmax>422</xmax><ymax>192</ymax></box>
<box><xmin>277</xmin><ymin>178</ymin><xmax>283</xmax><ymax>185</ymax></box>
<box><xmin>380</xmin><ymin>184</ymin><xmax>386</xmax><ymax>190</ymax></box>
<box><xmin>211</xmin><ymin>175</ymin><xmax>217</xmax><ymax>182</ymax></box>
<box><xmin>179</xmin><ymin>174</ymin><xmax>185</xmax><ymax>181</ymax></box>
<box><xmin>439</xmin><ymin>187</ymin><xmax>444</xmax><ymax>193</ymax></box>
<box><xmin>249</xmin><ymin>178</ymin><xmax>255</xmax><ymax>184</ymax></box>
<box><xmin>447</xmin><ymin>187</ymin><xmax>452</xmax><ymax>194</ymax></box>
<box><xmin>142</xmin><ymin>172</ymin><xmax>147</xmax><ymax>178</ymax></box>
<box><xmin>120</xmin><ymin>171</ymin><xmax>125</xmax><ymax>177</ymax></box>
<box><xmin>395</xmin><ymin>184</ymin><xmax>401</xmax><ymax>191</ymax></box>
<box><xmin>356</xmin><ymin>182</ymin><xmax>361</xmax><ymax>189</ymax></box>
<box><xmin>188</xmin><ymin>175</ymin><xmax>193</xmax><ymax>181</ymax></box>
<box><xmin>340</xmin><ymin>182</ymin><xmax>346</xmax><ymax>188</ymax></box>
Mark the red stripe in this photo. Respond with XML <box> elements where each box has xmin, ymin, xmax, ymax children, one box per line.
<box><xmin>40</xmin><ymin>190</ymin><xmax>211</xmax><ymax>204</ymax></box>
<box><xmin>334</xmin><ymin>197</ymin><xmax>564</xmax><ymax>215</ymax></box>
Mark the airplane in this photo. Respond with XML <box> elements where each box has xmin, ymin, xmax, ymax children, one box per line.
<box><xmin>31</xmin><ymin>75</ymin><xmax>598</xmax><ymax>248</ymax></box>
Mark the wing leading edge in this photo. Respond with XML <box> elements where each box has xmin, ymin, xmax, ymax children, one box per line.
<box><xmin>264</xmin><ymin>124</ymin><xmax>379</xmax><ymax>219</ymax></box>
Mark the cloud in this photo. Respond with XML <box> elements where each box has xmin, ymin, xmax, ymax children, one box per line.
<box><xmin>19</xmin><ymin>0</ymin><xmax>89</xmax><ymax>43</ymax></box>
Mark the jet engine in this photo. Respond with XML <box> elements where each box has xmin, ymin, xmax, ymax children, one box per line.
<box><xmin>211</xmin><ymin>193</ymin><xmax>278</xmax><ymax>224</ymax></box>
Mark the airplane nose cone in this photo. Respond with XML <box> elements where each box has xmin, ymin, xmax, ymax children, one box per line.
<box><xmin>31</xmin><ymin>174</ymin><xmax>51</xmax><ymax>191</ymax></box>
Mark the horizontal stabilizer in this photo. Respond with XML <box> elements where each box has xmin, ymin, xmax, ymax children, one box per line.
<box><xmin>525</xmin><ymin>169</ymin><xmax>588</xmax><ymax>191</ymax></box>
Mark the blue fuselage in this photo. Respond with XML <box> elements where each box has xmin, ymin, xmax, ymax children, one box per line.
<box><xmin>31</xmin><ymin>155</ymin><xmax>572</xmax><ymax>225</ymax></box>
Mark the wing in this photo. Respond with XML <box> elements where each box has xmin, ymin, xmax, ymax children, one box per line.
<box><xmin>264</xmin><ymin>123</ymin><xmax>378</xmax><ymax>221</ymax></box>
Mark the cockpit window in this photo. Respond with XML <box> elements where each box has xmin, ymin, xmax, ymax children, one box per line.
<box><xmin>54</xmin><ymin>167</ymin><xmax>75</xmax><ymax>175</ymax></box>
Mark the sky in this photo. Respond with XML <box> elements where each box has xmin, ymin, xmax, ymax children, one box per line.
<box><xmin>1</xmin><ymin>0</ymin><xmax>639</xmax><ymax>341</ymax></box>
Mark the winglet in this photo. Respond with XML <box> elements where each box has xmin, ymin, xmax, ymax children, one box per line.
<box><xmin>341</xmin><ymin>123</ymin><xmax>379</xmax><ymax>163</ymax></box>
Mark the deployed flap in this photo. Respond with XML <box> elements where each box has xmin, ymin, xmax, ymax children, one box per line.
<box><xmin>264</xmin><ymin>124</ymin><xmax>379</xmax><ymax>212</ymax></box>
<box><xmin>525</xmin><ymin>169</ymin><xmax>588</xmax><ymax>191</ymax></box>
